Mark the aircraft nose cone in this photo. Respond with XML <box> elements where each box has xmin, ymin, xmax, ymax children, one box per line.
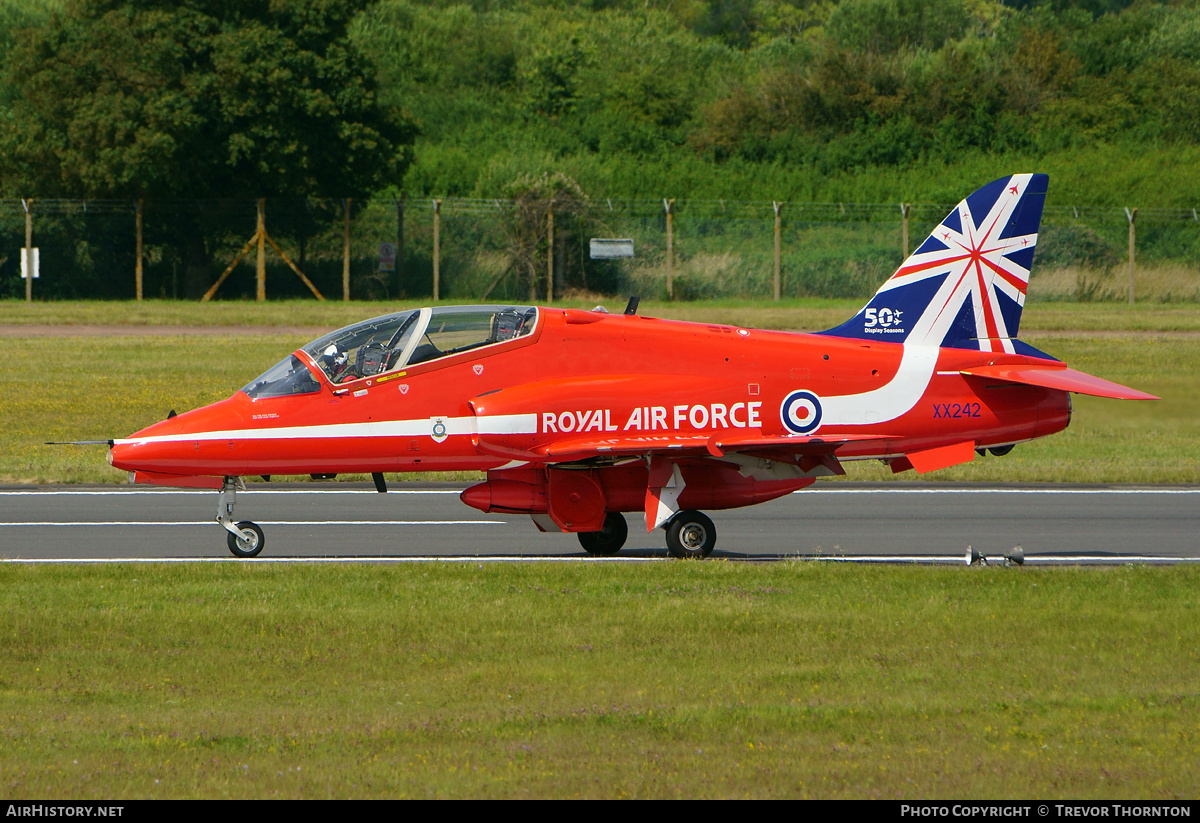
<box><xmin>107</xmin><ymin>395</ymin><xmax>249</xmax><ymax>476</ymax></box>
<box><xmin>107</xmin><ymin>440</ymin><xmax>144</xmax><ymax>472</ymax></box>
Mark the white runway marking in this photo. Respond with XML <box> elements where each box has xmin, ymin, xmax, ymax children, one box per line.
<box><xmin>2</xmin><ymin>554</ymin><xmax>1196</xmax><ymax>565</ymax></box>
<box><xmin>6</xmin><ymin>485</ymin><xmax>1195</xmax><ymax>564</ymax></box>
<box><xmin>813</xmin><ymin>555</ymin><xmax>1200</xmax><ymax>564</ymax></box>
<box><xmin>2</xmin><ymin>487</ymin><xmax>1196</xmax><ymax>497</ymax></box>
<box><xmin>801</xmin><ymin>488</ymin><xmax>1200</xmax><ymax>495</ymax></box>
<box><xmin>0</xmin><ymin>556</ymin><xmax>658</xmax><ymax>564</ymax></box>
<box><xmin>0</xmin><ymin>489</ymin><xmax>463</xmax><ymax>496</ymax></box>
<box><xmin>0</xmin><ymin>520</ymin><xmax>503</xmax><ymax>527</ymax></box>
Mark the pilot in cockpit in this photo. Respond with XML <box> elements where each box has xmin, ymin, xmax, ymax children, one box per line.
<box><xmin>319</xmin><ymin>344</ymin><xmax>354</xmax><ymax>383</ymax></box>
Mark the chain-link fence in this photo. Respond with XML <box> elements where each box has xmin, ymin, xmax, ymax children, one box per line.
<box><xmin>4</xmin><ymin>197</ymin><xmax>1200</xmax><ymax>302</ymax></box>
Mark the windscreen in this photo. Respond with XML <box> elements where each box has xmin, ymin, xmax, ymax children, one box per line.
<box><xmin>241</xmin><ymin>355</ymin><xmax>321</xmax><ymax>399</ymax></box>
<box><xmin>289</xmin><ymin>306</ymin><xmax>538</xmax><ymax>385</ymax></box>
<box><xmin>301</xmin><ymin>310</ymin><xmax>422</xmax><ymax>384</ymax></box>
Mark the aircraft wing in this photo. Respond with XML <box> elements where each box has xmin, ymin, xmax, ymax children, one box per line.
<box><xmin>512</xmin><ymin>432</ymin><xmax>894</xmax><ymax>463</ymax></box>
<box><xmin>961</xmin><ymin>364</ymin><xmax>1158</xmax><ymax>400</ymax></box>
<box><xmin>704</xmin><ymin>431</ymin><xmax>893</xmax><ymax>457</ymax></box>
<box><xmin>534</xmin><ymin>434</ymin><xmax>711</xmax><ymax>462</ymax></box>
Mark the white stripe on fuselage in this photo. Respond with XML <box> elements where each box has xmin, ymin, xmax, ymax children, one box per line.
<box><xmin>820</xmin><ymin>343</ymin><xmax>940</xmax><ymax>427</ymax></box>
<box><xmin>114</xmin><ymin>414</ymin><xmax>538</xmax><ymax>446</ymax></box>
<box><xmin>123</xmin><ymin>336</ymin><xmax>948</xmax><ymax>449</ymax></box>
<box><xmin>816</xmin><ymin>211</ymin><xmax>982</xmax><ymax>427</ymax></box>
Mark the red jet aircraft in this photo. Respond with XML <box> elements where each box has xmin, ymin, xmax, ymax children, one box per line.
<box><xmin>104</xmin><ymin>174</ymin><xmax>1156</xmax><ymax>558</ymax></box>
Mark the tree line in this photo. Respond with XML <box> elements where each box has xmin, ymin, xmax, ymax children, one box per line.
<box><xmin>4</xmin><ymin>0</ymin><xmax>1200</xmax><ymax>205</ymax></box>
<box><xmin>2</xmin><ymin>0</ymin><xmax>1199</xmax><ymax>298</ymax></box>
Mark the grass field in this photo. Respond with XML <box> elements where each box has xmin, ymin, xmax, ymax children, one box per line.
<box><xmin>1</xmin><ymin>562</ymin><xmax>1197</xmax><ymax>799</ymax></box>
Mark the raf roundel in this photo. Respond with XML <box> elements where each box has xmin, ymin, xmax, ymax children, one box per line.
<box><xmin>780</xmin><ymin>390</ymin><xmax>823</xmax><ymax>435</ymax></box>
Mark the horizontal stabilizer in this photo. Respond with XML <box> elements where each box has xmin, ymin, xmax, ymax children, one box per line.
<box><xmin>962</xmin><ymin>365</ymin><xmax>1158</xmax><ymax>400</ymax></box>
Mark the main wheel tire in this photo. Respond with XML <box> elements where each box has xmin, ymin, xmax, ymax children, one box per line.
<box><xmin>578</xmin><ymin>512</ymin><xmax>628</xmax><ymax>556</ymax></box>
<box><xmin>666</xmin><ymin>511</ymin><xmax>716</xmax><ymax>559</ymax></box>
<box><xmin>989</xmin><ymin>444</ymin><xmax>1014</xmax><ymax>457</ymax></box>
<box><xmin>227</xmin><ymin>521</ymin><xmax>265</xmax><ymax>558</ymax></box>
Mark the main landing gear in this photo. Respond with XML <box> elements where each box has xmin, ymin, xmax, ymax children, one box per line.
<box><xmin>665</xmin><ymin>511</ymin><xmax>716</xmax><ymax>559</ymax></box>
<box><xmin>217</xmin><ymin>477</ymin><xmax>265</xmax><ymax>558</ymax></box>
<box><xmin>575</xmin><ymin>510</ymin><xmax>718</xmax><ymax>559</ymax></box>
<box><xmin>578</xmin><ymin>512</ymin><xmax>629</xmax><ymax>556</ymax></box>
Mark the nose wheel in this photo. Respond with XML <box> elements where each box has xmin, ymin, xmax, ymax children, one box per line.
<box><xmin>216</xmin><ymin>477</ymin><xmax>265</xmax><ymax>558</ymax></box>
<box><xmin>665</xmin><ymin>510</ymin><xmax>716</xmax><ymax>559</ymax></box>
<box><xmin>226</xmin><ymin>521</ymin><xmax>265</xmax><ymax>558</ymax></box>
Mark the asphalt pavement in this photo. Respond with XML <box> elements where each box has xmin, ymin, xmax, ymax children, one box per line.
<box><xmin>2</xmin><ymin>482</ymin><xmax>1196</xmax><ymax>564</ymax></box>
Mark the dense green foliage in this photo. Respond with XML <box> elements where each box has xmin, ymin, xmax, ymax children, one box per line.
<box><xmin>346</xmin><ymin>0</ymin><xmax>1200</xmax><ymax>204</ymax></box>
<box><xmin>0</xmin><ymin>0</ymin><xmax>419</xmax><ymax>297</ymax></box>
<box><xmin>0</xmin><ymin>0</ymin><xmax>412</xmax><ymax>198</ymax></box>
<box><xmin>5</xmin><ymin>0</ymin><xmax>1200</xmax><ymax>204</ymax></box>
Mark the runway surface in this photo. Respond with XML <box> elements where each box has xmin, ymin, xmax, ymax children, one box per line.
<box><xmin>1</xmin><ymin>483</ymin><xmax>1196</xmax><ymax>564</ymax></box>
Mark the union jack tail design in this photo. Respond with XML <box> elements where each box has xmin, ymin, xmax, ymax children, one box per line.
<box><xmin>821</xmin><ymin>174</ymin><xmax>1049</xmax><ymax>355</ymax></box>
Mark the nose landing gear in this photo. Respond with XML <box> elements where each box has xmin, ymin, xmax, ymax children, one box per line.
<box><xmin>227</xmin><ymin>521</ymin><xmax>265</xmax><ymax>558</ymax></box>
<box><xmin>217</xmin><ymin>476</ymin><xmax>265</xmax><ymax>558</ymax></box>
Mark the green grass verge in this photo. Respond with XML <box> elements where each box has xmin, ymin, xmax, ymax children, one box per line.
<box><xmin>5</xmin><ymin>297</ymin><xmax>1200</xmax><ymax>332</ymax></box>
<box><xmin>1</xmin><ymin>562</ymin><xmax>1197</xmax><ymax>799</ymax></box>
<box><xmin>3</xmin><ymin>330</ymin><xmax>1194</xmax><ymax>485</ymax></box>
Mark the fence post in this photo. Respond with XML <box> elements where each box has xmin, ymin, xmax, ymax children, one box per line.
<box><xmin>395</xmin><ymin>193</ymin><xmax>405</xmax><ymax>297</ymax></box>
<box><xmin>342</xmin><ymin>198</ymin><xmax>352</xmax><ymax>301</ymax></box>
<box><xmin>546</xmin><ymin>210</ymin><xmax>554</xmax><ymax>303</ymax></box>
<box><xmin>773</xmin><ymin>201</ymin><xmax>782</xmax><ymax>302</ymax></box>
<box><xmin>664</xmin><ymin>198</ymin><xmax>675</xmax><ymax>299</ymax></box>
<box><xmin>1125</xmin><ymin>207</ymin><xmax>1137</xmax><ymax>305</ymax></box>
<box><xmin>256</xmin><ymin>198</ymin><xmax>266</xmax><ymax>302</ymax></box>
<box><xmin>135</xmin><ymin>198</ymin><xmax>144</xmax><ymax>301</ymax></box>
<box><xmin>432</xmin><ymin>199</ymin><xmax>441</xmax><ymax>302</ymax></box>
<box><xmin>900</xmin><ymin>203</ymin><xmax>911</xmax><ymax>258</ymax></box>
<box><xmin>22</xmin><ymin>199</ymin><xmax>32</xmax><ymax>303</ymax></box>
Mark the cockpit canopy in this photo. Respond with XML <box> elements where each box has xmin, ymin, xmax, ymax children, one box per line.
<box><xmin>242</xmin><ymin>305</ymin><xmax>538</xmax><ymax>399</ymax></box>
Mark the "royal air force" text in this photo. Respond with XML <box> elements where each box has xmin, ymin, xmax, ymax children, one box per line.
<box><xmin>541</xmin><ymin>403</ymin><xmax>763</xmax><ymax>433</ymax></box>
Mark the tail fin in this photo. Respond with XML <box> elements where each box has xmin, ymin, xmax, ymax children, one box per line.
<box><xmin>820</xmin><ymin>174</ymin><xmax>1048</xmax><ymax>355</ymax></box>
